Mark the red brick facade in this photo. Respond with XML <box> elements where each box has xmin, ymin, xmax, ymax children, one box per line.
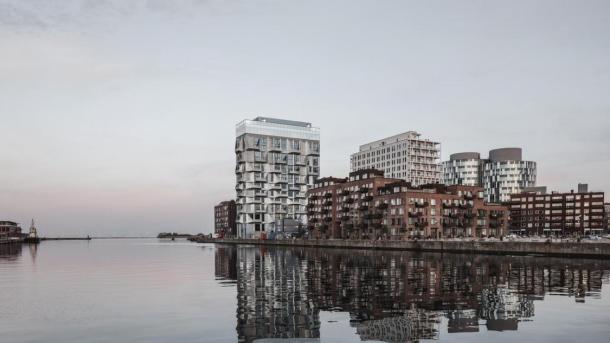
<box><xmin>509</xmin><ymin>191</ymin><xmax>605</xmax><ymax>236</ymax></box>
<box><xmin>215</xmin><ymin>200</ymin><xmax>237</xmax><ymax>238</ymax></box>
<box><xmin>307</xmin><ymin>170</ymin><xmax>508</xmax><ymax>239</ymax></box>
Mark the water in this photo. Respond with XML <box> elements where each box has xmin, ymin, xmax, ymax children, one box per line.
<box><xmin>1</xmin><ymin>240</ymin><xmax>610</xmax><ymax>342</ymax></box>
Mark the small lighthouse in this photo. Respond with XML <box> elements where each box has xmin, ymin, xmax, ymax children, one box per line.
<box><xmin>29</xmin><ymin>219</ymin><xmax>38</xmax><ymax>238</ymax></box>
<box><xmin>24</xmin><ymin>219</ymin><xmax>40</xmax><ymax>243</ymax></box>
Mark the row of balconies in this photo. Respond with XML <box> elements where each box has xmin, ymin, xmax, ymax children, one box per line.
<box><xmin>237</xmin><ymin>191</ymin><xmax>306</xmax><ymax>201</ymax></box>
<box><xmin>442</xmin><ymin>202</ymin><xmax>473</xmax><ymax>209</ymax></box>
<box><xmin>240</xmin><ymin>205</ymin><xmax>308</xmax><ymax>214</ymax></box>
<box><xmin>243</xmin><ymin>197</ymin><xmax>307</xmax><ymax>206</ymax></box>
<box><xmin>240</xmin><ymin>140</ymin><xmax>320</xmax><ymax>156</ymax></box>
<box><xmin>237</xmin><ymin>163</ymin><xmax>313</xmax><ymax>175</ymax></box>
<box><xmin>362</xmin><ymin>213</ymin><xmax>383</xmax><ymax>220</ymax></box>
<box><xmin>239</xmin><ymin>179</ymin><xmax>307</xmax><ymax>189</ymax></box>
<box><xmin>411</xmin><ymin>220</ymin><xmax>429</xmax><ymax>228</ymax></box>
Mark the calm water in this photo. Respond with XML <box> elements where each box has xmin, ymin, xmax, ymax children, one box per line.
<box><xmin>1</xmin><ymin>240</ymin><xmax>610</xmax><ymax>342</ymax></box>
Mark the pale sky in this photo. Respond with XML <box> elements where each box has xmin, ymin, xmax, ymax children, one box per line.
<box><xmin>1</xmin><ymin>0</ymin><xmax>609</xmax><ymax>236</ymax></box>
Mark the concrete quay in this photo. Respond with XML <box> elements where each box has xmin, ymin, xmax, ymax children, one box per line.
<box><xmin>192</xmin><ymin>237</ymin><xmax>610</xmax><ymax>259</ymax></box>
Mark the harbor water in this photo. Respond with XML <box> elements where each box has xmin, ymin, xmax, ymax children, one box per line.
<box><xmin>1</xmin><ymin>239</ymin><xmax>610</xmax><ymax>342</ymax></box>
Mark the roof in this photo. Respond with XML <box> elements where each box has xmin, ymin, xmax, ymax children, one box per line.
<box><xmin>253</xmin><ymin>117</ymin><xmax>312</xmax><ymax>128</ymax></box>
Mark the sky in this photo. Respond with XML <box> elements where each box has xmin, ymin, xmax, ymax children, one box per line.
<box><xmin>1</xmin><ymin>0</ymin><xmax>609</xmax><ymax>237</ymax></box>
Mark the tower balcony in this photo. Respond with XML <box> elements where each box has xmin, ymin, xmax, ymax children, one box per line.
<box><xmin>246</xmin><ymin>183</ymin><xmax>262</xmax><ymax>190</ymax></box>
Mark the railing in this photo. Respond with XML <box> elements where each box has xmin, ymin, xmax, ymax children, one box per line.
<box><xmin>376</xmin><ymin>203</ymin><xmax>389</xmax><ymax>210</ymax></box>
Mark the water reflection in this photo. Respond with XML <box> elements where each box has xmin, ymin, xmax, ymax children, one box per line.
<box><xmin>27</xmin><ymin>243</ymin><xmax>38</xmax><ymax>263</ymax></box>
<box><xmin>0</xmin><ymin>243</ymin><xmax>22</xmax><ymax>261</ymax></box>
<box><xmin>215</xmin><ymin>246</ymin><xmax>237</xmax><ymax>284</ymax></box>
<box><xmin>0</xmin><ymin>243</ymin><xmax>38</xmax><ymax>265</ymax></box>
<box><xmin>215</xmin><ymin>246</ymin><xmax>610</xmax><ymax>343</ymax></box>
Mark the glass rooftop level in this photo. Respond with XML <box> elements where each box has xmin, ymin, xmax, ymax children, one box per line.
<box><xmin>236</xmin><ymin>117</ymin><xmax>320</xmax><ymax>141</ymax></box>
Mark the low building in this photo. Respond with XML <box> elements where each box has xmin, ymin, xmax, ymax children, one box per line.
<box><xmin>306</xmin><ymin>169</ymin><xmax>508</xmax><ymax>239</ymax></box>
<box><xmin>214</xmin><ymin>200</ymin><xmax>237</xmax><ymax>238</ymax></box>
<box><xmin>0</xmin><ymin>221</ymin><xmax>22</xmax><ymax>240</ymax></box>
<box><xmin>508</xmin><ymin>187</ymin><xmax>605</xmax><ymax>236</ymax></box>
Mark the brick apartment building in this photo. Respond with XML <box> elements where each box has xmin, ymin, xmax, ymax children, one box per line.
<box><xmin>605</xmin><ymin>203</ymin><xmax>610</xmax><ymax>231</ymax></box>
<box><xmin>214</xmin><ymin>200</ymin><xmax>237</xmax><ymax>238</ymax></box>
<box><xmin>306</xmin><ymin>169</ymin><xmax>508</xmax><ymax>240</ymax></box>
<box><xmin>508</xmin><ymin>186</ymin><xmax>605</xmax><ymax>236</ymax></box>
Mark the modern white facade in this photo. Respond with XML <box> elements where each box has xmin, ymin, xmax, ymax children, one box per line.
<box><xmin>441</xmin><ymin>152</ymin><xmax>482</xmax><ymax>187</ymax></box>
<box><xmin>442</xmin><ymin>148</ymin><xmax>537</xmax><ymax>203</ymax></box>
<box><xmin>235</xmin><ymin>117</ymin><xmax>320</xmax><ymax>238</ymax></box>
<box><xmin>350</xmin><ymin>131</ymin><xmax>441</xmax><ymax>186</ymax></box>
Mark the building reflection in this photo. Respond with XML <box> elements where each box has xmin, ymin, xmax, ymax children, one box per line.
<box><xmin>0</xmin><ymin>243</ymin><xmax>22</xmax><ymax>261</ymax></box>
<box><xmin>215</xmin><ymin>246</ymin><xmax>237</xmax><ymax>282</ymax></box>
<box><xmin>215</xmin><ymin>246</ymin><xmax>610</xmax><ymax>342</ymax></box>
<box><xmin>235</xmin><ymin>247</ymin><xmax>320</xmax><ymax>343</ymax></box>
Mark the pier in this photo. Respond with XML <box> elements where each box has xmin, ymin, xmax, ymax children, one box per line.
<box><xmin>192</xmin><ymin>237</ymin><xmax>610</xmax><ymax>259</ymax></box>
<box><xmin>40</xmin><ymin>237</ymin><xmax>92</xmax><ymax>241</ymax></box>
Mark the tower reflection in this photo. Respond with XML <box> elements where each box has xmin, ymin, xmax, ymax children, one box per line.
<box><xmin>215</xmin><ymin>246</ymin><xmax>610</xmax><ymax>342</ymax></box>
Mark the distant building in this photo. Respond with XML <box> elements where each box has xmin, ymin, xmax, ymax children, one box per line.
<box><xmin>442</xmin><ymin>147</ymin><xmax>537</xmax><ymax>203</ymax></box>
<box><xmin>307</xmin><ymin>169</ymin><xmax>508</xmax><ymax>239</ymax></box>
<box><xmin>235</xmin><ymin>117</ymin><xmax>320</xmax><ymax>238</ymax></box>
<box><xmin>350</xmin><ymin>131</ymin><xmax>441</xmax><ymax>186</ymax></box>
<box><xmin>508</xmin><ymin>187</ymin><xmax>605</xmax><ymax>236</ymax></box>
<box><xmin>0</xmin><ymin>221</ymin><xmax>22</xmax><ymax>240</ymax></box>
<box><xmin>214</xmin><ymin>200</ymin><xmax>236</xmax><ymax>238</ymax></box>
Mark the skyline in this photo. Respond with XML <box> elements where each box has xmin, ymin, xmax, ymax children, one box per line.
<box><xmin>1</xmin><ymin>0</ymin><xmax>609</xmax><ymax>236</ymax></box>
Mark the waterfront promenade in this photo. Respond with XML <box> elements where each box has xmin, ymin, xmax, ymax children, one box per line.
<box><xmin>192</xmin><ymin>237</ymin><xmax>610</xmax><ymax>259</ymax></box>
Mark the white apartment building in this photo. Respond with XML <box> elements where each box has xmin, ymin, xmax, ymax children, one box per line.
<box><xmin>350</xmin><ymin>131</ymin><xmax>441</xmax><ymax>186</ymax></box>
<box><xmin>483</xmin><ymin>148</ymin><xmax>537</xmax><ymax>203</ymax></box>
<box><xmin>442</xmin><ymin>148</ymin><xmax>537</xmax><ymax>203</ymax></box>
<box><xmin>441</xmin><ymin>152</ymin><xmax>482</xmax><ymax>187</ymax></box>
<box><xmin>235</xmin><ymin>117</ymin><xmax>320</xmax><ymax>238</ymax></box>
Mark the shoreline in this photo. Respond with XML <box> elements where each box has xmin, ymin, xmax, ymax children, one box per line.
<box><xmin>192</xmin><ymin>238</ymin><xmax>610</xmax><ymax>259</ymax></box>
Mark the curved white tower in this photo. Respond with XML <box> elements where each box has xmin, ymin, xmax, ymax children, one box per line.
<box><xmin>442</xmin><ymin>148</ymin><xmax>537</xmax><ymax>203</ymax></box>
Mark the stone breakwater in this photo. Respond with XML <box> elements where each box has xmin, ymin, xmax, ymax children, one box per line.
<box><xmin>192</xmin><ymin>238</ymin><xmax>610</xmax><ymax>259</ymax></box>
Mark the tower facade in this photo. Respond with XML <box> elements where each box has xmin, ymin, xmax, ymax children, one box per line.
<box><xmin>483</xmin><ymin>148</ymin><xmax>537</xmax><ymax>203</ymax></box>
<box><xmin>235</xmin><ymin>117</ymin><xmax>320</xmax><ymax>238</ymax></box>
<box><xmin>441</xmin><ymin>152</ymin><xmax>482</xmax><ymax>187</ymax></box>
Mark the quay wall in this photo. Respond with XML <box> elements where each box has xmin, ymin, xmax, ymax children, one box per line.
<box><xmin>194</xmin><ymin>238</ymin><xmax>610</xmax><ymax>259</ymax></box>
